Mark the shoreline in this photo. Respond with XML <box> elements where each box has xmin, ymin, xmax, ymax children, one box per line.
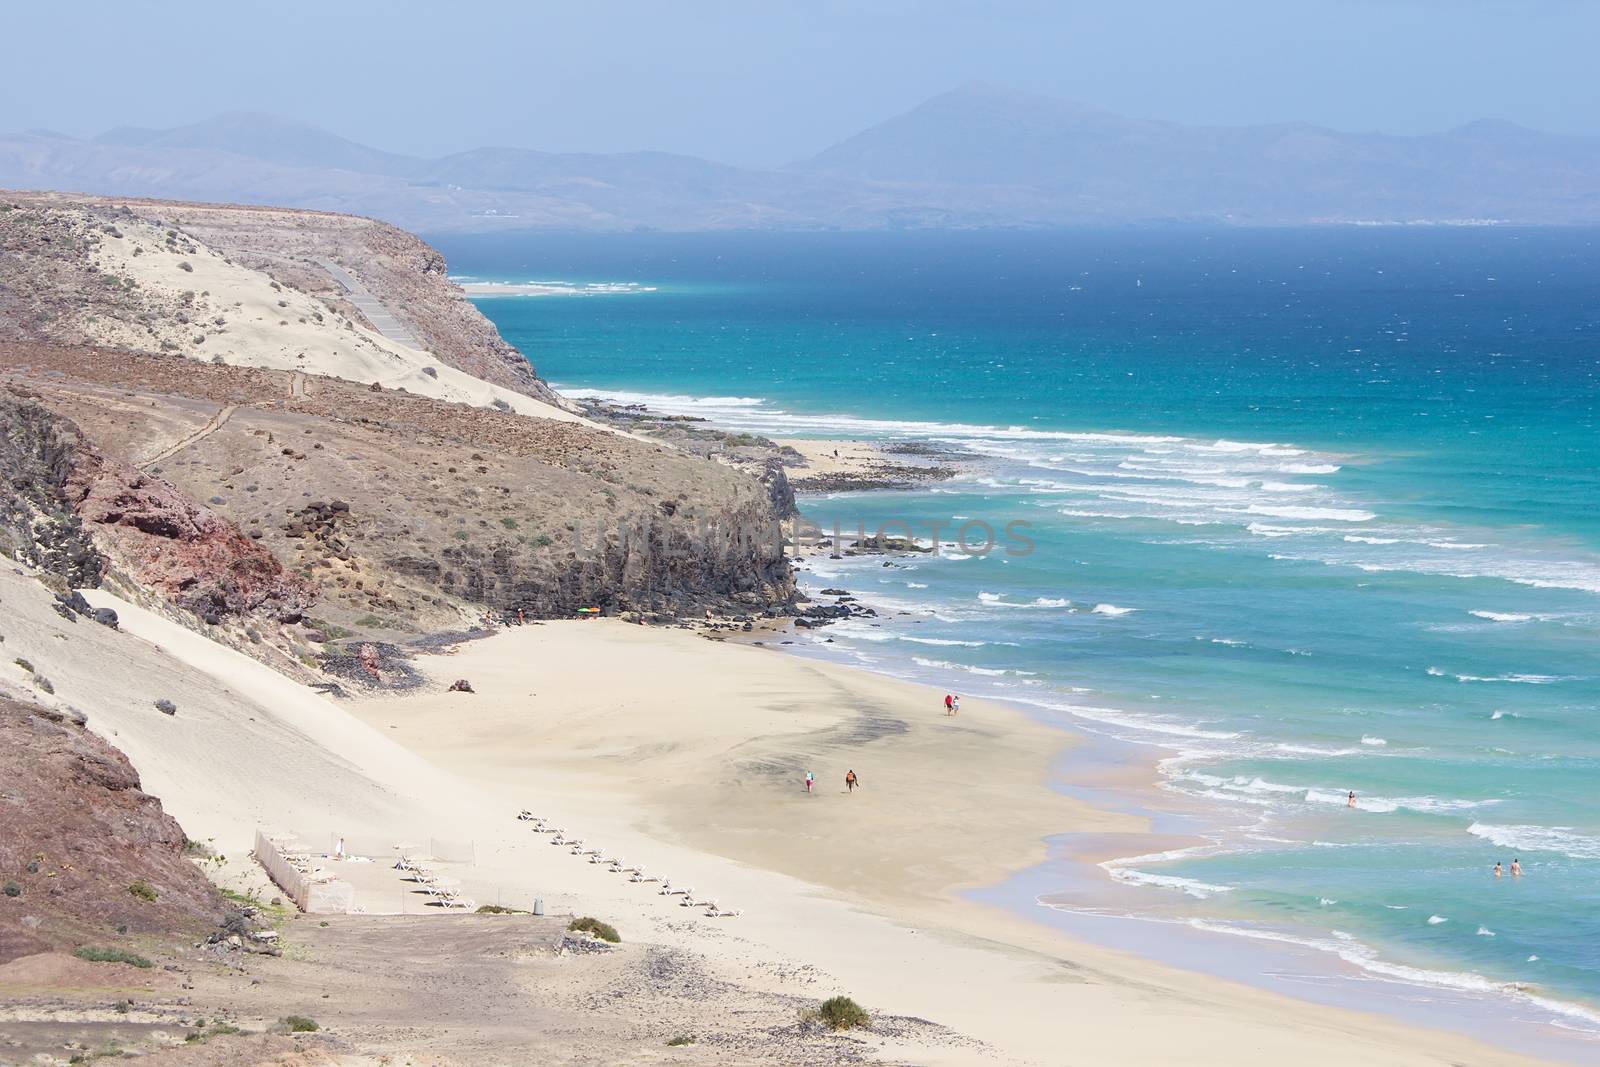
<box><xmin>781</xmin><ymin>612</ymin><xmax>1600</xmax><ymax>1061</ymax></box>
<box><xmin>344</xmin><ymin>616</ymin><xmax>1558</xmax><ymax>1065</ymax></box>
<box><xmin>21</xmin><ymin>553</ymin><xmax>1565</xmax><ymax>1064</ymax></box>
<box><xmin>763</xmin><ymin>444</ymin><xmax>1600</xmax><ymax>1059</ymax></box>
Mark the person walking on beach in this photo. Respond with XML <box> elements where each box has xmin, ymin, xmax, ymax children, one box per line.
<box><xmin>845</xmin><ymin>769</ymin><xmax>858</xmax><ymax>793</ymax></box>
<box><xmin>953</xmin><ymin>694</ymin><xmax>961</xmax><ymax>716</ymax></box>
<box><xmin>805</xmin><ymin>770</ymin><xmax>814</xmax><ymax>794</ymax></box>
<box><xmin>1511</xmin><ymin>858</ymin><xmax>1522</xmax><ymax>877</ymax></box>
<box><xmin>1494</xmin><ymin>861</ymin><xmax>1503</xmax><ymax>878</ymax></box>
<box><xmin>944</xmin><ymin>693</ymin><xmax>954</xmax><ymax>715</ymax></box>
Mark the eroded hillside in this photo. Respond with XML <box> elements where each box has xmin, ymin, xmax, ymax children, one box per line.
<box><xmin>0</xmin><ymin>191</ymin><xmax>798</xmax><ymax>653</ymax></box>
<box><xmin>0</xmin><ymin>191</ymin><xmax>566</xmax><ymax>414</ymax></box>
<box><xmin>3</xmin><ymin>343</ymin><xmax>795</xmax><ymax>645</ymax></box>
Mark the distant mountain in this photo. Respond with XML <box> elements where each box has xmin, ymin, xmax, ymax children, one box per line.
<box><xmin>5</xmin><ymin>87</ymin><xmax>1600</xmax><ymax>230</ymax></box>
<box><xmin>796</xmin><ymin>85</ymin><xmax>1600</xmax><ymax>225</ymax></box>
<box><xmin>90</xmin><ymin>111</ymin><xmax>417</xmax><ymax>177</ymax></box>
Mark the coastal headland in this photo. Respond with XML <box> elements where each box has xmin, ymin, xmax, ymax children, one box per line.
<box><xmin>0</xmin><ymin>188</ymin><xmax>1567</xmax><ymax>1065</ymax></box>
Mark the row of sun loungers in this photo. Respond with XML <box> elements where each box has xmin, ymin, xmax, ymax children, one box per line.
<box><xmin>392</xmin><ymin>857</ymin><xmax>475</xmax><ymax>911</ymax></box>
<box><xmin>516</xmin><ymin>809</ymin><xmax>741</xmax><ymax>918</ymax></box>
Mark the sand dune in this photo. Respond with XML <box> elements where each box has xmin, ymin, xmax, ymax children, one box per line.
<box><xmin>84</xmin><ymin>213</ymin><xmax>586</xmax><ymax>425</ymax></box>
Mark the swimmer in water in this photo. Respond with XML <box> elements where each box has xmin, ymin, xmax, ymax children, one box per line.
<box><xmin>1347</xmin><ymin>791</ymin><xmax>1357</xmax><ymax>808</ymax></box>
<box><xmin>1494</xmin><ymin>861</ymin><xmax>1503</xmax><ymax>878</ymax></box>
<box><xmin>1511</xmin><ymin>858</ymin><xmax>1522</xmax><ymax>877</ymax></box>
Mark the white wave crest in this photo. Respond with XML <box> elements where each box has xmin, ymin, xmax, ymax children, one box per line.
<box><xmin>1467</xmin><ymin>822</ymin><xmax>1600</xmax><ymax>860</ymax></box>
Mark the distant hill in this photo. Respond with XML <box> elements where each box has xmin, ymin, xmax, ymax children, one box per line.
<box><xmin>797</xmin><ymin>85</ymin><xmax>1600</xmax><ymax>225</ymax></box>
<box><xmin>5</xmin><ymin>86</ymin><xmax>1600</xmax><ymax>230</ymax></box>
<box><xmin>91</xmin><ymin>111</ymin><xmax>418</xmax><ymax>176</ymax></box>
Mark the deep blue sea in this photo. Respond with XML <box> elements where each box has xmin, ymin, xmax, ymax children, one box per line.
<box><xmin>438</xmin><ymin>229</ymin><xmax>1600</xmax><ymax>1042</ymax></box>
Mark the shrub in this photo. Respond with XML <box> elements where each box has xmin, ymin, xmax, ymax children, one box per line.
<box><xmin>129</xmin><ymin>880</ymin><xmax>159</xmax><ymax>902</ymax></box>
<box><xmin>500</xmin><ymin>517</ymin><xmax>518</xmax><ymax>529</ymax></box>
<box><xmin>475</xmin><ymin>904</ymin><xmax>526</xmax><ymax>914</ymax></box>
<box><xmin>154</xmin><ymin>699</ymin><xmax>177</xmax><ymax>715</ymax></box>
<box><xmin>2</xmin><ymin>881</ymin><xmax>20</xmax><ymax>898</ymax></box>
<box><xmin>567</xmin><ymin>916</ymin><xmax>621</xmax><ymax>943</ymax></box>
<box><xmin>816</xmin><ymin>995</ymin><xmax>869</xmax><ymax>1031</ymax></box>
<box><xmin>33</xmin><ymin>675</ymin><xmax>54</xmax><ymax>694</ymax></box>
<box><xmin>14</xmin><ymin>657</ymin><xmax>33</xmax><ymax>673</ymax></box>
<box><xmin>281</xmin><ymin>1015</ymin><xmax>320</xmax><ymax>1033</ymax></box>
<box><xmin>666</xmin><ymin>1034</ymin><xmax>696</xmax><ymax>1047</ymax></box>
<box><xmin>177</xmin><ymin>261</ymin><xmax>194</xmax><ymax>272</ymax></box>
<box><xmin>532</xmin><ymin>534</ymin><xmax>554</xmax><ymax>547</ymax></box>
<box><xmin>186</xmin><ymin>1020</ymin><xmax>242</xmax><ymax>1044</ymax></box>
<box><xmin>73</xmin><ymin>947</ymin><xmax>153</xmax><ymax>968</ymax></box>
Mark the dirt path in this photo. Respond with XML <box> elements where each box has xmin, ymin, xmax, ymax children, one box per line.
<box><xmin>142</xmin><ymin>403</ymin><xmax>236</xmax><ymax>466</ymax></box>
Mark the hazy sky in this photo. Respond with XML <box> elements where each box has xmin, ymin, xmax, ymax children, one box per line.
<box><xmin>6</xmin><ymin>1</ymin><xmax>1597</xmax><ymax>166</ymax></box>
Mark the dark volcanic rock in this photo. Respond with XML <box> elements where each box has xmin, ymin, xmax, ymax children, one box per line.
<box><xmin>0</xmin><ymin>392</ymin><xmax>104</xmax><ymax>586</ymax></box>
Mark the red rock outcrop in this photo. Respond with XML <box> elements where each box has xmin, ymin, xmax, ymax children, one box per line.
<box><xmin>65</xmin><ymin>447</ymin><xmax>315</xmax><ymax>622</ymax></box>
<box><xmin>0</xmin><ymin>697</ymin><xmax>226</xmax><ymax>962</ymax></box>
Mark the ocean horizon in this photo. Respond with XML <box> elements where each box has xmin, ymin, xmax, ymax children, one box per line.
<box><xmin>443</xmin><ymin>227</ymin><xmax>1600</xmax><ymax>1052</ymax></box>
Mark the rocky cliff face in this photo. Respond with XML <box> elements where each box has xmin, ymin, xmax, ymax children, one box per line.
<box><xmin>7</xmin><ymin>344</ymin><xmax>796</xmax><ymax>639</ymax></box>
<box><xmin>0</xmin><ymin>696</ymin><xmax>226</xmax><ymax>962</ymax></box>
<box><xmin>0</xmin><ymin>388</ymin><xmax>313</xmax><ymax>621</ymax></box>
<box><xmin>0</xmin><ymin>393</ymin><xmax>104</xmax><ymax>586</ymax></box>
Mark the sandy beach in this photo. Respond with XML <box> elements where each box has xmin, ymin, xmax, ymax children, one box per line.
<box><xmin>0</xmin><ymin>513</ymin><xmax>1551</xmax><ymax>1064</ymax></box>
<box><xmin>335</xmin><ymin>622</ymin><xmax>1554</xmax><ymax>1066</ymax></box>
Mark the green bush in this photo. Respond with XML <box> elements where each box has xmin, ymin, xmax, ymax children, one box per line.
<box><xmin>281</xmin><ymin>1015</ymin><xmax>320</xmax><ymax>1033</ymax></box>
<box><xmin>816</xmin><ymin>995</ymin><xmax>869</xmax><ymax>1031</ymax></box>
<box><xmin>567</xmin><ymin>916</ymin><xmax>621</xmax><ymax>943</ymax></box>
<box><xmin>475</xmin><ymin>904</ymin><xmax>527</xmax><ymax>914</ymax></box>
<box><xmin>14</xmin><ymin>657</ymin><xmax>34</xmax><ymax>673</ymax></box>
<box><xmin>2</xmin><ymin>881</ymin><xmax>20</xmax><ymax>898</ymax></box>
<box><xmin>73</xmin><ymin>947</ymin><xmax>153</xmax><ymax>968</ymax></box>
<box><xmin>128</xmin><ymin>880</ymin><xmax>159</xmax><ymax>902</ymax></box>
<box><xmin>666</xmin><ymin>1034</ymin><xmax>695</xmax><ymax>1046</ymax></box>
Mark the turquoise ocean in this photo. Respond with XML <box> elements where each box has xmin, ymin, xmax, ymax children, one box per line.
<box><xmin>439</xmin><ymin>229</ymin><xmax>1600</xmax><ymax>1048</ymax></box>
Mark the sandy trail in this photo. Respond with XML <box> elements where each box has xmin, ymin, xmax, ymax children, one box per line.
<box><xmin>142</xmin><ymin>403</ymin><xmax>237</xmax><ymax>466</ymax></box>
